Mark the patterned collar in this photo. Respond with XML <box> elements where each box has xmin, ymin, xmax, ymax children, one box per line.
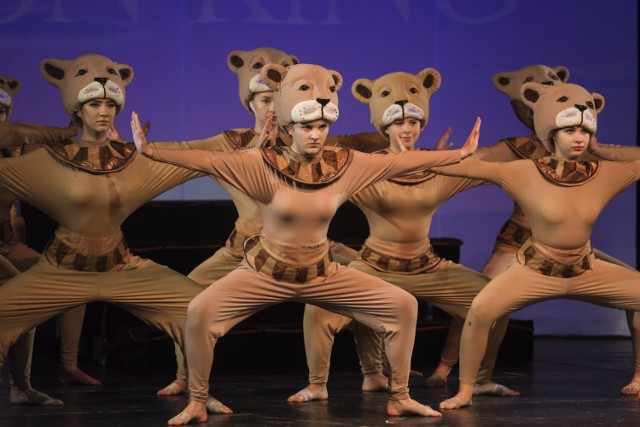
<box><xmin>44</xmin><ymin>139</ymin><xmax>136</xmax><ymax>174</ymax></box>
<box><xmin>260</xmin><ymin>145</ymin><xmax>353</xmax><ymax>186</ymax></box>
<box><xmin>533</xmin><ymin>156</ymin><xmax>600</xmax><ymax>186</ymax></box>
<box><xmin>0</xmin><ymin>145</ymin><xmax>24</xmax><ymax>159</ymax></box>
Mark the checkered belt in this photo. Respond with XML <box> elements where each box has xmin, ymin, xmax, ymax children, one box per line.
<box><xmin>495</xmin><ymin>217</ymin><xmax>531</xmax><ymax>249</ymax></box>
<box><xmin>517</xmin><ymin>237</ymin><xmax>594</xmax><ymax>278</ymax></box>
<box><xmin>244</xmin><ymin>235</ymin><xmax>332</xmax><ymax>283</ymax></box>
<box><xmin>44</xmin><ymin>234</ymin><xmax>131</xmax><ymax>272</ymax></box>
<box><xmin>359</xmin><ymin>243</ymin><xmax>441</xmax><ymax>274</ymax></box>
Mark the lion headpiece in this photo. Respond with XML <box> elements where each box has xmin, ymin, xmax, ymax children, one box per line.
<box><xmin>260</xmin><ymin>63</ymin><xmax>342</xmax><ymax>129</ymax></box>
<box><xmin>351</xmin><ymin>68</ymin><xmax>441</xmax><ymax>138</ymax></box>
<box><xmin>40</xmin><ymin>53</ymin><xmax>133</xmax><ymax>122</ymax></box>
<box><xmin>227</xmin><ymin>47</ymin><xmax>299</xmax><ymax>114</ymax></box>
<box><xmin>0</xmin><ymin>74</ymin><xmax>20</xmax><ymax>119</ymax></box>
<box><xmin>520</xmin><ymin>82</ymin><xmax>604</xmax><ymax>149</ymax></box>
<box><xmin>493</xmin><ymin>64</ymin><xmax>569</xmax><ymax>131</ymax></box>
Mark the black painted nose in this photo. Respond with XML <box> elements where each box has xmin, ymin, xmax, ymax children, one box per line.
<box><xmin>316</xmin><ymin>98</ymin><xmax>329</xmax><ymax>106</ymax></box>
<box><xmin>575</xmin><ymin>104</ymin><xmax>587</xmax><ymax>112</ymax></box>
<box><xmin>396</xmin><ymin>100</ymin><xmax>408</xmax><ymax>106</ymax></box>
<box><xmin>95</xmin><ymin>77</ymin><xmax>108</xmax><ymax>85</ymax></box>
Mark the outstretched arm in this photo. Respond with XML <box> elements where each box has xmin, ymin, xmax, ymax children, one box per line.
<box><xmin>0</xmin><ymin>121</ymin><xmax>78</xmax><ymax>149</ymax></box>
<box><xmin>588</xmin><ymin>136</ymin><xmax>640</xmax><ymax>161</ymax></box>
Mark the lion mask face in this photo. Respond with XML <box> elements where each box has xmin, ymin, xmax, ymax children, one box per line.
<box><xmin>493</xmin><ymin>64</ymin><xmax>569</xmax><ymax>131</ymax></box>
<box><xmin>351</xmin><ymin>68</ymin><xmax>441</xmax><ymax>138</ymax></box>
<box><xmin>520</xmin><ymin>82</ymin><xmax>604</xmax><ymax>148</ymax></box>
<box><xmin>0</xmin><ymin>74</ymin><xmax>20</xmax><ymax>119</ymax></box>
<box><xmin>40</xmin><ymin>53</ymin><xmax>133</xmax><ymax>121</ymax></box>
<box><xmin>227</xmin><ymin>47</ymin><xmax>299</xmax><ymax>114</ymax></box>
<box><xmin>260</xmin><ymin>63</ymin><xmax>342</xmax><ymax>128</ymax></box>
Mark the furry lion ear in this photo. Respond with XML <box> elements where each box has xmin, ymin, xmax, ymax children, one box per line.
<box><xmin>227</xmin><ymin>50</ymin><xmax>247</xmax><ymax>73</ymax></box>
<box><xmin>351</xmin><ymin>78</ymin><xmax>374</xmax><ymax>104</ymax></box>
<box><xmin>260</xmin><ymin>64</ymin><xmax>288</xmax><ymax>91</ymax></box>
<box><xmin>40</xmin><ymin>58</ymin><xmax>69</xmax><ymax>86</ymax></box>
<box><xmin>552</xmin><ymin>66</ymin><xmax>570</xmax><ymax>83</ymax></box>
<box><xmin>116</xmin><ymin>64</ymin><xmax>134</xmax><ymax>86</ymax></box>
<box><xmin>416</xmin><ymin>67</ymin><xmax>441</xmax><ymax>96</ymax></box>
<box><xmin>492</xmin><ymin>70</ymin><xmax>515</xmax><ymax>95</ymax></box>
<box><xmin>591</xmin><ymin>92</ymin><xmax>605</xmax><ymax>113</ymax></box>
<box><xmin>329</xmin><ymin>70</ymin><xmax>343</xmax><ymax>92</ymax></box>
<box><xmin>6</xmin><ymin>78</ymin><xmax>20</xmax><ymax>93</ymax></box>
<box><xmin>520</xmin><ymin>82</ymin><xmax>547</xmax><ymax>109</ymax></box>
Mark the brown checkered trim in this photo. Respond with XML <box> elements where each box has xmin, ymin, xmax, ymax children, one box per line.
<box><xmin>359</xmin><ymin>243</ymin><xmax>441</xmax><ymax>274</ymax></box>
<box><xmin>495</xmin><ymin>218</ymin><xmax>531</xmax><ymax>249</ymax></box>
<box><xmin>44</xmin><ymin>235</ymin><xmax>130</xmax><ymax>272</ymax></box>
<box><xmin>503</xmin><ymin>135</ymin><xmax>549</xmax><ymax>160</ymax></box>
<box><xmin>225</xmin><ymin>226</ymin><xmax>254</xmax><ymax>253</ymax></box>
<box><xmin>517</xmin><ymin>238</ymin><xmax>594</xmax><ymax>278</ymax></box>
<box><xmin>45</xmin><ymin>139</ymin><xmax>136</xmax><ymax>174</ymax></box>
<box><xmin>244</xmin><ymin>235</ymin><xmax>332</xmax><ymax>283</ymax></box>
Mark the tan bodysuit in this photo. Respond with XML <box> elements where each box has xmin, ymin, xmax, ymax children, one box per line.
<box><xmin>433</xmin><ymin>156</ymin><xmax>640</xmax><ymax>385</ymax></box>
<box><xmin>148</xmin><ymin>144</ymin><xmax>462</xmax><ymax>403</ymax></box>
<box><xmin>152</xmin><ymin>129</ymin><xmax>380</xmax><ymax>382</ymax></box>
<box><xmin>300</xmin><ymin>159</ymin><xmax>512</xmax><ymax>386</ymax></box>
<box><xmin>0</xmin><ymin>141</ymin><xmax>207</xmax><ymax>369</ymax></box>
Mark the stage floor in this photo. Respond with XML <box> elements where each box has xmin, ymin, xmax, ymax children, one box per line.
<box><xmin>2</xmin><ymin>337</ymin><xmax>639</xmax><ymax>426</ymax></box>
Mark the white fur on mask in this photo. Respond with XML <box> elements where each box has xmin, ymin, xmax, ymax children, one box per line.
<box><xmin>382</xmin><ymin>102</ymin><xmax>424</xmax><ymax>126</ymax></box>
<box><xmin>0</xmin><ymin>89</ymin><xmax>11</xmax><ymax>108</ymax></box>
<box><xmin>556</xmin><ymin>107</ymin><xmax>597</xmax><ymax>134</ymax></box>
<box><xmin>248</xmin><ymin>73</ymin><xmax>271</xmax><ymax>95</ymax></box>
<box><xmin>291</xmin><ymin>100</ymin><xmax>339</xmax><ymax>123</ymax></box>
<box><xmin>78</xmin><ymin>80</ymin><xmax>124</xmax><ymax>106</ymax></box>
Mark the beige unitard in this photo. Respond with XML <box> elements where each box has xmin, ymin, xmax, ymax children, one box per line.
<box><xmin>153</xmin><ymin>129</ymin><xmax>379</xmax><ymax>382</ymax></box>
<box><xmin>147</xmin><ymin>144</ymin><xmax>463</xmax><ymax>403</ymax></box>
<box><xmin>301</xmin><ymin>166</ymin><xmax>512</xmax><ymax>386</ymax></box>
<box><xmin>0</xmin><ymin>141</ymin><xmax>207</xmax><ymax>370</ymax></box>
<box><xmin>433</xmin><ymin>156</ymin><xmax>640</xmax><ymax>386</ymax></box>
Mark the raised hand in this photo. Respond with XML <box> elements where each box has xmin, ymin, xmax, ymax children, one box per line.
<box><xmin>131</xmin><ymin>112</ymin><xmax>153</xmax><ymax>158</ymax></box>
<box><xmin>389</xmin><ymin>131</ymin><xmax>408</xmax><ymax>152</ymax></box>
<box><xmin>460</xmin><ymin>117</ymin><xmax>480</xmax><ymax>159</ymax></box>
<box><xmin>256</xmin><ymin>114</ymin><xmax>274</xmax><ymax>148</ymax></box>
<box><xmin>433</xmin><ymin>127</ymin><xmax>453</xmax><ymax>150</ymax></box>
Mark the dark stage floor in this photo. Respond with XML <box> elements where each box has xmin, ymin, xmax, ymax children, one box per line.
<box><xmin>2</xmin><ymin>337</ymin><xmax>640</xmax><ymax>426</ymax></box>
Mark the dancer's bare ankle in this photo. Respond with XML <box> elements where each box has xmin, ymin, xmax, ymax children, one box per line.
<box><xmin>387</xmin><ymin>397</ymin><xmax>442</xmax><ymax>417</ymax></box>
<box><xmin>362</xmin><ymin>373</ymin><xmax>388</xmax><ymax>392</ymax></box>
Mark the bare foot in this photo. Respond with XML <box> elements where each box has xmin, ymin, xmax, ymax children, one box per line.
<box><xmin>439</xmin><ymin>394</ymin><xmax>472</xmax><ymax>410</ymax></box>
<box><xmin>621</xmin><ymin>378</ymin><xmax>640</xmax><ymax>395</ymax></box>
<box><xmin>425</xmin><ymin>364</ymin><xmax>452</xmax><ymax>388</ymax></box>
<box><xmin>59</xmin><ymin>365</ymin><xmax>102</xmax><ymax>386</ymax></box>
<box><xmin>387</xmin><ymin>398</ymin><xmax>442</xmax><ymax>417</ymax></box>
<box><xmin>10</xmin><ymin>387</ymin><xmax>64</xmax><ymax>406</ymax></box>
<box><xmin>158</xmin><ymin>379</ymin><xmax>188</xmax><ymax>396</ymax></box>
<box><xmin>206</xmin><ymin>396</ymin><xmax>233</xmax><ymax>414</ymax></box>
<box><xmin>473</xmin><ymin>382</ymin><xmax>519</xmax><ymax>397</ymax></box>
<box><xmin>167</xmin><ymin>401</ymin><xmax>207</xmax><ymax>425</ymax></box>
<box><xmin>287</xmin><ymin>384</ymin><xmax>329</xmax><ymax>403</ymax></box>
<box><xmin>362</xmin><ymin>373</ymin><xmax>388</xmax><ymax>392</ymax></box>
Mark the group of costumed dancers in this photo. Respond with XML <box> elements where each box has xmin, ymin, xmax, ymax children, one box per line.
<box><xmin>1</xmin><ymin>47</ymin><xmax>639</xmax><ymax>425</ymax></box>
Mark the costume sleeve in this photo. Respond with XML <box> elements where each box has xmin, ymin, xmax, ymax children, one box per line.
<box><xmin>343</xmin><ymin>149</ymin><xmax>462</xmax><ymax>196</ymax></box>
<box><xmin>589</xmin><ymin>143</ymin><xmax>640</xmax><ymax>161</ymax></box>
<box><xmin>0</xmin><ymin>121</ymin><xmax>77</xmax><ymax>149</ymax></box>
<box><xmin>430</xmin><ymin>157</ymin><xmax>502</xmax><ymax>185</ymax></box>
<box><xmin>472</xmin><ymin>139</ymin><xmax>519</xmax><ymax>162</ymax></box>
<box><xmin>150</xmin><ymin>133</ymin><xmax>236</xmax><ymax>152</ymax></box>
<box><xmin>326</xmin><ymin>132</ymin><xmax>389</xmax><ymax>153</ymax></box>
<box><xmin>147</xmin><ymin>147</ymin><xmax>264</xmax><ymax>197</ymax></box>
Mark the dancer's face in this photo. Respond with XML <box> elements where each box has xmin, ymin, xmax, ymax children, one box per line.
<box><xmin>250</xmin><ymin>92</ymin><xmax>277</xmax><ymax>132</ymax></box>
<box><xmin>0</xmin><ymin>105</ymin><xmax>7</xmax><ymax>123</ymax></box>
<box><xmin>78</xmin><ymin>98</ymin><xmax>117</xmax><ymax>139</ymax></box>
<box><xmin>386</xmin><ymin>118</ymin><xmax>421</xmax><ymax>152</ymax></box>
<box><xmin>552</xmin><ymin>126</ymin><xmax>591</xmax><ymax>160</ymax></box>
<box><xmin>289</xmin><ymin>120</ymin><xmax>330</xmax><ymax>158</ymax></box>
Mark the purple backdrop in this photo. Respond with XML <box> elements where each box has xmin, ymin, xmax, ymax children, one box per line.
<box><xmin>2</xmin><ymin>0</ymin><xmax>638</xmax><ymax>335</ymax></box>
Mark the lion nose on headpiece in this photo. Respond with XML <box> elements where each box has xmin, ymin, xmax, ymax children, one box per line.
<box><xmin>316</xmin><ymin>98</ymin><xmax>329</xmax><ymax>106</ymax></box>
<box><xmin>94</xmin><ymin>77</ymin><xmax>109</xmax><ymax>85</ymax></box>
<box><xmin>575</xmin><ymin>104</ymin><xmax>587</xmax><ymax>112</ymax></box>
<box><xmin>396</xmin><ymin>100</ymin><xmax>408</xmax><ymax>107</ymax></box>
